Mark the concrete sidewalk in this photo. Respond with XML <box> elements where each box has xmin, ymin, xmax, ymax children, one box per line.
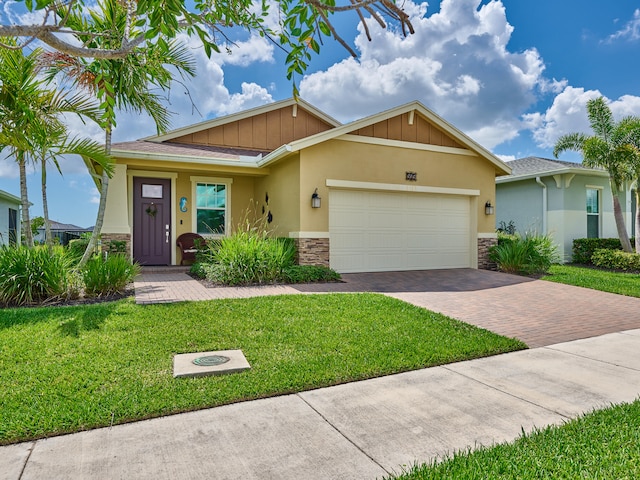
<box><xmin>4</xmin><ymin>330</ymin><xmax>640</xmax><ymax>480</ymax></box>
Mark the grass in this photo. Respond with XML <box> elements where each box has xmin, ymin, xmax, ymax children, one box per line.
<box><xmin>0</xmin><ymin>293</ymin><xmax>525</xmax><ymax>445</ymax></box>
<box><xmin>542</xmin><ymin>264</ymin><xmax>640</xmax><ymax>298</ymax></box>
<box><xmin>389</xmin><ymin>399</ymin><xmax>640</xmax><ymax>479</ymax></box>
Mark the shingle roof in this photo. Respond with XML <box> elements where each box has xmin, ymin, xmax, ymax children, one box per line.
<box><xmin>499</xmin><ymin>156</ymin><xmax>606</xmax><ymax>182</ymax></box>
<box><xmin>111</xmin><ymin>141</ymin><xmax>266</xmax><ymax>161</ymax></box>
<box><xmin>41</xmin><ymin>220</ymin><xmax>88</xmax><ymax>231</ymax></box>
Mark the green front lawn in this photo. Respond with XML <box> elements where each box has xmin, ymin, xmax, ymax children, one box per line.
<box><xmin>389</xmin><ymin>399</ymin><xmax>640</xmax><ymax>479</ymax></box>
<box><xmin>0</xmin><ymin>294</ymin><xmax>525</xmax><ymax>445</ymax></box>
<box><xmin>543</xmin><ymin>264</ymin><xmax>640</xmax><ymax>297</ymax></box>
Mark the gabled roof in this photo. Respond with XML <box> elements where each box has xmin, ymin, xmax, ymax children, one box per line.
<box><xmin>144</xmin><ymin>98</ymin><xmax>341</xmax><ymax>143</ymax></box>
<box><xmin>497</xmin><ymin>156</ymin><xmax>607</xmax><ymax>183</ymax></box>
<box><xmin>112</xmin><ymin>99</ymin><xmax>510</xmax><ymax>175</ymax></box>
<box><xmin>259</xmin><ymin>101</ymin><xmax>510</xmax><ymax>175</ymax></box>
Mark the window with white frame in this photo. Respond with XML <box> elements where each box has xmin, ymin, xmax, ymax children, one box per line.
<box><xmin>586</xmin><ymin>188</ymin><xmax>600</xmax><ymax>238</ymax></box>
<box><xmin>191</xmin><ymin>177</ymin><xmax>232</xmax><ymax>236</ymax></box>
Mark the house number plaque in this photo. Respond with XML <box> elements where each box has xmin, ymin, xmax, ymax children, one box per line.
<box><xmin>406</xmin><ymin>171</ymin><xmax>417</xmax><ymax>181</ymax></box>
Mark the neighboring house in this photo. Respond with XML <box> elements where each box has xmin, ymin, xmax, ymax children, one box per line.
<box><xmin>100</xmin><ymin>98</ymin><xmax>511</xmax><ymax>272</ymax></box>
<box><xmin>0</xmin><ymin>189</ymin><xmax>20</xmax><ymax>246</ymax></box>
<box><xmin>34</xmin><ymin>220</ymin><xmax>91</xmax><ymax>246</ymax></box>
<box><xmin>496</xmin><ymin>157</ymin><xmax>636</xmax><ymax>262</ymax></box>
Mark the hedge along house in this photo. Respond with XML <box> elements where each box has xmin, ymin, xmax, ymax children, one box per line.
<box><xmin>496</xmin><ymin>157</ymin><xmax>636</xmax><ymax>262</ymax></box>
<box><xmin>100</xmin><ymin>98</ymin><xmax>511</xmax><ymax>272</ymax></box>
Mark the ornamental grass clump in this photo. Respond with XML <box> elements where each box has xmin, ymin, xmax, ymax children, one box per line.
<box><xmin>0</xmin><ymin>245</ymin><xmax>74</xmax><ymax>306</ymax></box>
<box><xmin>490</xmin><ymin>232</ymin><xmax>559</xmax><ymax>275</ymax></box>
<box><xmin>205</xmin><ymin>232</ymin><xmax>296</xmax><ymax>285</ymax></box>
<box><xmin>81</xmin><ymin>254</ymin><xmax>140</xmax><ymax>297</ymax></box>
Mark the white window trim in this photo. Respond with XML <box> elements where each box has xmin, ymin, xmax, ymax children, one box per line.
<box><xmin>190</xmin><ymin>176</ymin><xmax>233</xmax><ymax>237</ymax></box>
<box><xmin>586</xmin><ymin>185</ymin><xmax>603</xmax><ymax>238</ymax></box>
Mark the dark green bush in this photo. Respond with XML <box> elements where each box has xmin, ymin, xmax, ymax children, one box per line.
<box><xmin>0</xmin><ymin>245</ymin><xmax>74</xmax><ymax>306</ymax></box>
<box><xmin>280</xmin><ymin>265</ymin><xmax>341</xmax><ymax>283</ymax></box>
<box><xmin>591</xmin><ymin>248</ymin><xmax>640</xmax><ymax>272</ymax></box>
<box><xmin>573</xmin><ymin>238</ymin><xmax>636</xmax><ymax>264</ymax></box>
<box><xmin>82</xmin><ymin>254</ymin><xmax>140</xmax><ymax>297</ymax></box>
<box><xmin>490</xmin><ymin>233</ymin><xmax>559</xmax><ymax>275</ymax></box>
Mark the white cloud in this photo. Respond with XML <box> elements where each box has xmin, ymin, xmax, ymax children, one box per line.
<box><xmin>525</xmin><ymin>86</ymin><xmax>640</xmax><ymax>149</ymax></box>
<box><xmin>605</xmin><ymin>9</ymin><xmax>640</xmax><ymax>43</ymax></box>
<box><xmin>299</xmin><ymin>0</ymin><xmax>551</xmax><ymax>149</ymax></box>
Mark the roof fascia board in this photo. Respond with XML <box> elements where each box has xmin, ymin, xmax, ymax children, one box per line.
<box><xmin>144</xmin><ymin>98</ymin><xmax>341</xmax><ymax>143</ymax></box>
<box><xmin>496</xmin><ymin>168</ymin><xmax>609</xmax><ymax>184</ymax></box>
<box><xmin>336</xmin><ymin>134</ymin><xmax>476</xmax><ymax>156</ymax></box>
<box><xmin>111</xmin><ymin>148</ymin><xmax>264</xmax><ymax>169</ymax></box>
<box><xmin>0</xmin><ymin>190</ymin><xmax>21</xmax><ymax>204</ymax></box>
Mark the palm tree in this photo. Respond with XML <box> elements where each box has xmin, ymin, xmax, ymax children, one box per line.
<box><xmin>42</xmin><ymin>0</ymin><xmax>195</xmax><ymax>267</ymax></box>
<box><xmin>554</xmin><ymin>97</ymin><xmax>636</xmax><ymax>253</ymax></box>
<box><xmin>618</xmin><ymin>117</ymin><xmax>640</xmax><ymax>253</ymax></box>
<box><xmin>0</xmin><ymin>42</ymin><xmax>112</xmax><ymax>248</ymax></box>
<box><xmin>33</xmin><ymin>118</ymin><xmax>113</xmax><ymax>248</ymax></box>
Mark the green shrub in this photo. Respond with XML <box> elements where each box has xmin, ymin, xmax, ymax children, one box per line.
<box><xmin>82</xmin><ymin>254</ymin><xmax>140</xmax><ymax>297</ymax></box>
<box><xmin>189</xmin><ymin>262</ymin><xmax>207</xmax><ymax>279</ymax></box>
<box><xmin>591</xmin><ymin>248</ymin><xmax>640</xmax><ymax>272</ymax></box>
<box><xmin>490</xmin><ymin>232</ymin><xmax>559</xmax><ymax>275</ymax></box>
<box><xmin>572</xmin><ymin>238</ymin><xmax>636</xmax><ymax>264</ymax></box>
<box><xmin>205</xmin><ymin>233</ymin><xmax>296</xmax><ymax>285</ymax></box>
<box><xmin>66</xmin><ymin>237</ymin><xmax>89</xmax><ymax>264</ymax></box>
<box><xmin>280</xmin><ymin>265</ymin><xmax>341</xmax><ymax>283</ymax></box>
<box><xmin>0</xmin><ymin>245</ymin><xmax>73</xmax><ymax>306</ymax></box>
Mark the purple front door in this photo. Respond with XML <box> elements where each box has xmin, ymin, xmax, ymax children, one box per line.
<box><xmin>133</xmin><ymin>177</ymin><xmax>171</xmax><ymax>265</ymax></box>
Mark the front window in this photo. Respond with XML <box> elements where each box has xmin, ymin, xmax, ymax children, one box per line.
<box><xmin>191</xmin><ymin>176</ymin><xmax>232</xmax><ymax>236</ymax></box>
<box><xmin>8</xmin><ymin>208</ymin><xmax>17</xmax><ymax>245</ymax></box>
<box><xmin>586</xmin><ymin>188</ymin><xmax>600</xmax><ymax>238</ymax></box>
<box><xmin>196</xmin><ymin>183</ymin><xmax>226</xmax><ymax>234</ymax></box>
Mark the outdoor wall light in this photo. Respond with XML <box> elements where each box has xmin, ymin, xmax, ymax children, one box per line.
<box><xmin>311</xmin><ymin>188</ymin><xmax>321</xmax><ymax>208</ymax></box>
<box><xmin>485</xmin><ymin>200</ymin><xmax>495</xmax><ymax>215</ymax></box>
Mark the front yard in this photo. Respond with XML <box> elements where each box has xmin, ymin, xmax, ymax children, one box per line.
<box><xmin>543</xmin><ymin>264</ymin><xmax>640</xmax><ymax>297</ymax></box>
<box><xmin>0</xmin><ymin>293</ymin><xmax>524</xmax><ymax>445</ymax></box>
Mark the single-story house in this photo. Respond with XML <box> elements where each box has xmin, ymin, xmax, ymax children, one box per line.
<box><xmin>0</xmin><ymin>189</ymin><xmax>20</xmax><ymax>246</ymax></box>
<box><xmin>496</xmin><ymin>156</ymin><xmax>636</xmax><ymax>262</ymax></box>
<box><xmin>100</xmin><ymin>98</ymin><xmax>511</xmax><ymax>272</ymax></box>
<box><xmin>34</xmin><ymin>220</ymin><xmax>91</xmax><ymax>246</ymax></box>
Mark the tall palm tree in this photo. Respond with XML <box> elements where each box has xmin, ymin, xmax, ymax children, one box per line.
<box><xmin>43</xmin><ymin>0</ymin><xmax>195</xmax><ymax>267</ymax></box>
<box><xmin>0</xmin><ymin>41</ymin><xmax>112</xmax><ymax>248</ymax></box>
<box><xmin>618</xmin><ymin>117</ymin><xmax>640</xmax><ymax>253</ymax></box>
<box><xmin>554</xmin><ymin>97</ymin><xmax>636</xmax><ymax>253</ymax></box>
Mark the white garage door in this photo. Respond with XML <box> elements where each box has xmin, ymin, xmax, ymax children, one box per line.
<box><xmin>329</xmin><ymin>189</ymin><xmax>472</xmax><ymax>273</ymax></box>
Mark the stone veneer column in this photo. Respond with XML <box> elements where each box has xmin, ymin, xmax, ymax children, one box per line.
<box><xmin>101</xmin><ymin>233</ymin><xmax>132</xmax><ymax>259</ymax></box>
<box><xmin>477</xmin><ymin>237</ymin><xmax>497</xmax><ymax>270</ymax></box>
<box><xmin>295</xmin><ymin>238</ymin><xmax>330</xmax><ymax>267</ymax></box>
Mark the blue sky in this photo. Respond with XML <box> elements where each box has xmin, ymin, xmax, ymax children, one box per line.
<box><xmin>2</xmin><ymin>0</ymin><xmax>640</xmax><ymax>227</ymax></box>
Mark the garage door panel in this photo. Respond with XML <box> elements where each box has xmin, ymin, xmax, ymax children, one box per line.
<box><xmin>329</xmin><ymin>189</ymin><xmax>472</xmax><ymax>273</ymax></box>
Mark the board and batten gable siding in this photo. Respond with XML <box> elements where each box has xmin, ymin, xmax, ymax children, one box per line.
<box><xmin>349</xmin><ymin>112</ymin><xmax>465</xmax><ymax>149</ymax></box>
<box><xmin>167</xmin><ymin>106</ymin><xmax>334</xmax><ymax>152</ymax></box>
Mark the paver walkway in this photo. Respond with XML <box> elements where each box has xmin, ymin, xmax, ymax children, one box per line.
<box><xmin>134</xmin><ymin>268</ymin><xmax>640</xmax><ymax>347</ymax></box>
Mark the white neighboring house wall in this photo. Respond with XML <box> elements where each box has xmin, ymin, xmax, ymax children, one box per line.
<box><xmin>496</xmin><ymin>158</ymin><xmax>632</xmax><ymax>262</ymax></box>
<box><xmin>0</xmin><ymin>190</ymin><xmax>21</xmax><ymax>246</ymax></box>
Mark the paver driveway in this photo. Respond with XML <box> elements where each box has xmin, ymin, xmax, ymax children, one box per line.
<box><xmin>135</xmin><ymin>268</ymin><xmax>640</xmax><ymax>348</ymax></box>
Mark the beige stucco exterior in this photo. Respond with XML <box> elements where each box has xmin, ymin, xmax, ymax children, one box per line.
<box><xmin>103</xmin><ymin>99</ymin><xmax>509</xmax><ymax>269</ymax></box>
